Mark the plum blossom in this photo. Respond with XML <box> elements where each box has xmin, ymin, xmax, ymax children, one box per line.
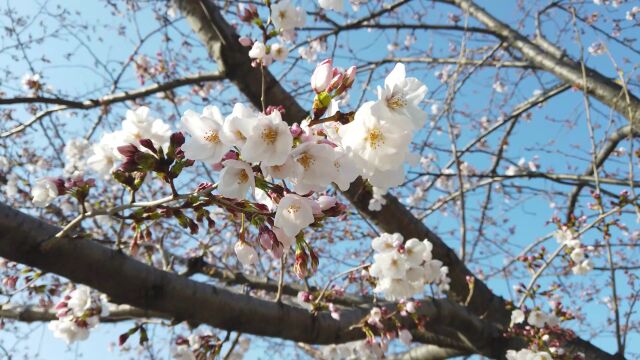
<box><xmin>270</xmin><ymin>0</ymin><xmax>305</xmax><ymax>31</ymax></box>
<box><xmin>31</xmin><ymin>178</ymin><xmax>60</xmax><ymax>207</ymax></box>
<box><xmin>374</xmin><ymin>63</ymin><xmax>428</xmax><ymax>130</ymax></box>
<box><xmin>237</xmin><ymin>110</ymin><xmax>292</xmax><ymax>166</ymax></box>
<box><xmin>510</xmin><ymin>309</ymin><xmax>525</xmax><ymax>326</ymax></box>
<box><xmin>181</xmin><ymin>106</ymin><xmax>229</xmax><ymax>164</ymax></box>
<box><xmin>274</xmin><ymin>194</ymin><xmax>315</xmax><ymax>237</ymax></box>
<box><xmin>218</xmin><ymin>160</ymin><xmax>255</xmax><ymax>200</ymax></box>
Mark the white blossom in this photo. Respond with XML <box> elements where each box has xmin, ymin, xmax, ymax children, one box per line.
<box><xmin>271</xmin><ymin>0</ymin><xmax>305</xmax><ymax>31</ymax></box>
<box><xmin>374</xmin><ymin>63</ymin><xmax>428</xmax><ymax>130</ymax></box>
<box><xmin>31</xmin><ymin>178</ymin><xmax>59</xmax><ymax>207</ymax></box>
<box><xmin>121</xmin><ymin>107</ymin><xmax>171</xmax><ymax>146</ymax></box>
<box><xmin>181</xmin><ymin>106</ymin><xmax>229</xmax><ymax>164</ymax></box>
<box><xmin>270</xmin><ymin>43</ymin><xmax>289</xmax><ymax>62</ymax></box>
<box><xmin>222</xmin><ymin>103</ymin><xmax>255</xmax><ymax>148</ymax></box>
<box><xmin>341</xmin><ymin>101</ymin><xmax>411</xmax><ymax>174</ymax></box>
<box><xmin>510</xmin><ymin>309</ymin><xmax>525</xmax><ymax>326</ymax></box>
<box><xmin>63</xmin><ymin>138</ymin><xmax>90</xmax><ymax>175</ymax></box>
<box><xmin>274</xmin><ymin>194</ymin><xmax>315</xmax><ymax>237</ymax></box>
<box><xmin>506</xmin><ymin>349</ymin><xmax>552</xmax><ymax>360</ymax></box>
<box><xmin>48</xmin><ymin>320</ymin><xmax>89</xmax><ymax>345</ymax></box>
<box><xmin>218</xmin><ymin>160</ymin><xmax>255</xmax><ymax>200</ymax></box>
<box><xmin>238</xmin><ymin>110</ymin><xmax>292</xmax><ymax>166</ymax></box>
<box><xmin>572</xmin><ymin>259</ymin><xmax>594</xmax><ymax>275</ymax></box>
<box><xmin>290</xmin><ymin>142</ymin><xmax>337</xmax><ymax>193</ymax></box>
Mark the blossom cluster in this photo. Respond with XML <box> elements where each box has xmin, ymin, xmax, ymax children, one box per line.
<box><xmin>554</xmin><ymin>228</ymin><xmax>594</xmax><ymax>275</ymax></box>
<box><xmin>86</xmin><ymin>107</ymin><xmax>172</xmax><ymax>177</ymax></box>
<box><xmin>505</xmin><ymin>349</ymin><xmax>552</xmax><ymax>360</ymax></box>
<box><xmin>48</xmin><ymin>285</ymin><xmax>109</xmax><ymax>344</ymax></box>
<box><xmin>369</xmin><ymin>233</ymin><xmax>449</xmax><ymax>300</ymax></box>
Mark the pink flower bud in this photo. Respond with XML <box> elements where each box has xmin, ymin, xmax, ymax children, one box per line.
<box><xmin>310</xmin><ymin>59</ymin><xmax>333</xmax><ymax>93</ymax></box>
<box><xmin>343</xmin><ymin>65</ymin><xmax>357</xmax><ymax>87</ymax></box>
<box><xmin>326</xmin><ymin>73</ymin><xmax>344</xmax><ymax>93</ymax></box>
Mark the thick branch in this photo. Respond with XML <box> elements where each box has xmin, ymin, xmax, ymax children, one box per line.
<box><xmin>0</xmin><ymin>202</ymin><xmax>499</xmax><ymax>352</ymax></box>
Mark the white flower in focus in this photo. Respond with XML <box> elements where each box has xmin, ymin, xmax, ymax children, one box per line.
<box><xmin>239</xmin><ymin>110</ymin><xmax>292</xmax><ymax>166</ymax></box>
<box><xmin>218</xmin><ymin>160</ymin><xmax>255</xmax><ymax>200</ymax></box>
<box><xmin>374</xmin><ymin>63</ymin><xmax>428</xmax><ymax>130</ymax></box>
<box><xmin>271</xmin><ymin>0</ymin><xmax>305</xmax><ymax>30</ymax></box>
<box><xmin>341</xmin><ymin>101</ymin><xmax>411</xmax><ymax>172</ymax></box>
<box><xmin>331</xmin><ymin>147</ymin><xmax>359</xmax><ymax>191</ymax></box>
<box><xmin>48</xmin><ymin>320</ymin><xmax>89</xmax><ymax>345</ymax></box>
<box><xmin>274</xmin><ymin>194</ymin><xmax>314</xmax><ymax>237</ymax></box>
<box><xmin>270</xmin><ymin>43</ymin><xmax>289</xmax><ymax>62</ymax></box>
<box><xmin>510</xmin><ymin>309</ymin><xmax>525</xmax><ymax>327</ymax></box>
<box><xmin>290</xmin><ymin>142</ymin><xmax>337</xmax><ymax>193</ymax></box>
<box><xmin>31</xmin><ymin>178</ymin><xmax>59</xmax><ymax>207</ymax></box>
<box><xmin>222</xmin><ymin>103</ymin><xmax>255</xmax><ymax>148</ymax></box>
<box><xmin>234</xmin><ymin>241</ymin><xmax>259</xmax><ymax>266</ymax></box>
<box><xmin>261</xmin><ymin>156</ymin><xmax>296</xmax><ymax>179</ymax></box>
<box><xmin>181</xmin><ymin>106</ymin><xmax>229</xmax><ymax>164</ymax></box>
<box><xmin>318</xmin><ymin>0</ymin><xmax>343</xmax><ymax>11</ymax></box>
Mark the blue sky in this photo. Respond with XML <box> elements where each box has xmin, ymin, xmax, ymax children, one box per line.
<box><xmin>0</xmin><ymin>0</ymin><xmax>638</xmax><ymax>359</ymax></box>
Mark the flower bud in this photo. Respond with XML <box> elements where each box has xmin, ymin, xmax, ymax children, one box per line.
<box><xmin>138</xmin><ymin>138</ymin><xmax>157</xmax><ymax>154</ymax></box>
<box><xmin>310</xmin><ymin>59</ymin><xmax>333</xmax><ymax>93</ymax></box>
